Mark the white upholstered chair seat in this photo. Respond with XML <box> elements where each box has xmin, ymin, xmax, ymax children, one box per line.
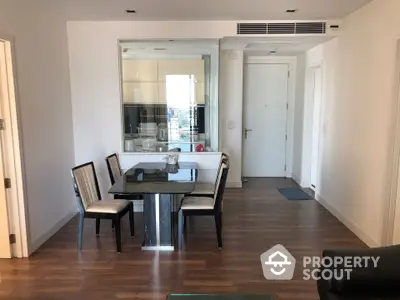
<box><xmin>191</xmin><ymin>183</ymin><xmax>215</xmax><ymax>195</ymax></box>
<box><xmin>86</xmin><ymin>199</ymin><xmax>130</xmax><ymax>214</ymax></box>
<box><xmin>181</xmin><ymin>196</ymin><xmax>215</xmax><ymax>210</ymax></box>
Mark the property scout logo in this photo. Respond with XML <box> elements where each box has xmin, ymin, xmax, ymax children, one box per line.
<box><xmin>260</xmin><ymin>244</ymin><xmax>380</xmax><ymax>281</ymax></box>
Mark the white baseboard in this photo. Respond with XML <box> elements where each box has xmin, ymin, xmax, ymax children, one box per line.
<box><xmin>227</xmin><ymin>181</ymin><xmax>242</xmax><ymax>188</ymax></box>
<box><xmin>28</xmin><ymin>209</ymin><xmax>78</xmax><ymax>256</ymax></box>
<box><xmin>292</xmin><ymin>173</ymin><xmax>309</xmax><ymax>188</ymax></box>
<box><xmin>316</xmin><ymin>194</ymin><xmax>379</xmax><ymax>248</ymax></box>
<box><xmin>291</xmin><ymin>173</ymin><xmax>301</xmax><ymax>186</ymax></box>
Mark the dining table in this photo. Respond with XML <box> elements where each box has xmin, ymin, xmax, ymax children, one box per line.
<box><xmin>109</xmin><ymin>161</ymin><xmax>211</xmax><ymax>251</ymax></box>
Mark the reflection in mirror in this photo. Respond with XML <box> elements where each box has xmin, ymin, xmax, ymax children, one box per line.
<box><xmin>120</xmin><ymin>39</ymin><xmax>219</xmax><ymax>153</ymax></box>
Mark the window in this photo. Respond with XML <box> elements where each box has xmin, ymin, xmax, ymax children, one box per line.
<box><xmin>120</xmin><ymin>40</ymin><xmax>219</xmax><ymax>153</ymax></box>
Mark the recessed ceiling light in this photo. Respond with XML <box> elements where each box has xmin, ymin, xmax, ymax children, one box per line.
<box><xmin>126</xmin><ymin>9</ymin><xmax>136</xmax><ymax>14</ymax></box>
<box><xmin>286</xmin><ymin>9</ymin><xmax>297</xmax><ymax>13</ymax></box>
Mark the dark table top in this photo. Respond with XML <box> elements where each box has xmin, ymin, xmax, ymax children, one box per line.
<box><xmin>167</xmin><ymin>295</ymin><xmax>273</xmax><ymax>300</ymax></box>
<box><xmin>108</xmin><ymin>162</ymin><xmax>200</xmax><ymax>195</ymax></box>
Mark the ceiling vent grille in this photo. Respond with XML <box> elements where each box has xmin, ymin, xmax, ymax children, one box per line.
<box><xmin>296</xmin><ymin>22</ymin><xmax>326</xmax><ymax>34</ymax></box>
<box><xmin>237</xmin><ymin>23</ymin><xmax>267</xmax><ymax>35</ymax></box>
<box><xmin>268</xmin><ymin>23</ymin><xmax>296</xmax><ymax>34</ymax></box>
<box><xmin>237</xmin><ymin>22</ymin><xmax>327</xmax><ymax>35</ymax></box>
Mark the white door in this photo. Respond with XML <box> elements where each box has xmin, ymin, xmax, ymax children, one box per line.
<box><xmin>0</xmin><ymin>41</ymin><xmax>12</xmax><ymax>258</ymax></box>
<box><xmin>243</xmin><ymin>63</ymin><xmax>289</xmax><ymax>177</ymax></box>
<box><xmin>310</xmin><ymin>66</ymin><xmax>323</xmax><ymax>190</ymax></box>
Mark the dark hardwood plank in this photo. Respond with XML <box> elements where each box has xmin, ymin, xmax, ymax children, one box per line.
<box><xmin>0</xmin><ymin>178</ymin><xmax>365</xmax><ymax>300</ymax></box>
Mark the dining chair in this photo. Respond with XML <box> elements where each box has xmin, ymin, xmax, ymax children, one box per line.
<box><xmin>189</xmin><ymin>153</ymin><xmax>229</xmax><ymax>197</ymax></box>
<box><xmin>105</xmin><ymin>153</ymin><xmax>141</xmax><ymax>198</ymax></box>
<box><xmin>177</xmin><ymin>161</ymin><xmax>229</xmax><ymax>250</ymax></box>
<box><xmin>72</xmin><ymin>161</ymin><xmax>134</xmax><ymax>253</ymax></box>
<box><xmin>105</xmin><ymin>153</ymin><xmax>122</xmax><ymax>185</ymax></box>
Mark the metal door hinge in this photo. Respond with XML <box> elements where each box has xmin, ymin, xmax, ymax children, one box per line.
<box><xmin>0</xmin><ymin>119</ymin><xmax>4</xmax><ymax>130</ymax></box>
<box><xmin>286</xmin><ymin>103</ymin><xmax>289</xmax><ymax>110</ymax></box>
<box><xmin>4</xmin><ymin>178</ymin><xmax>11</xmax><ymax>189</ymax></box>
<box><xmin>9</xmin><ymin>234</ymin><xmax>16</xmax><ymax>244</ymax></box>
<box><xmin>284</xmin><ymin>165</ymin><xmax>287</xmax><ymax>171</ymax></box>
<box><xmin>288</xmin><ymin>71</ymin><xmax>290</xmax><ymax>78</ymax></box>
<box><xmin>285</xmin><ymin>134</ymin><xmax>288</xmax><ymax>141</ymax></box>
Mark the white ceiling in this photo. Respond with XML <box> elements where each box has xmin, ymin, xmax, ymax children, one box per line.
<box><xmin>56</xmin><ymin>0</ymin><xmax>373</xmax><ymax>21</ymax></box>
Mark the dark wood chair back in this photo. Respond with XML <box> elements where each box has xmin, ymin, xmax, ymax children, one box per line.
<box><xmin>213</xmin><ymin>162</ymin><xmax>229</xmax><ymax>214</ymax></box>
<box><xmin>105</xmin><ymin>153</ymin><xmax>122</xmax><ymax>185</ymax></box>
<box><xmin>212</xmin><ymin>153</ymin><xmax>229</xmax><ymax>187</ymax></box>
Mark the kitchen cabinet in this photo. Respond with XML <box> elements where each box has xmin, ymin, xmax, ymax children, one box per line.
<box><xmin>122</xmin><ymin>59</ymin><xmax>205</xmax><ymax>105</ymax></box>
<box><xmin>158</xmin><ymin>60</ymin><xmax>205</xmax><ymax>82</ymax></box>
<box><xmin>122</xmin><ymin>60</ymin><xmax>158</xmax><ymax>82</ymax></box>
<box><xmin>195</xmin><ymin>82</ymin><xmax>205</xmax><ymax>104</ymax></box>
<box><xmin>123</xmin><ymin>82</ymin><xmax>158</xmax><ymax>104</ymax></box>
<box><xmin>158</xmin><ymin>83</ymin><xmax>167</xmax><ymax>104</ymax></box>
<box><xmin>158</xmin><ymin>82</ymin><xmax>192</xmax><ymax>105</ymax></box>
<box><xmin>158</xmin><ymin>81</ymin><xmax>205</xmax><ymax>105</ymax></box>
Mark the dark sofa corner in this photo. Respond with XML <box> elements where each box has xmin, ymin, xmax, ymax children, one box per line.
<box><xmin>317</xmin><ymin>245</ymin><xmax>400</xmax><ymax>300</ymax></box>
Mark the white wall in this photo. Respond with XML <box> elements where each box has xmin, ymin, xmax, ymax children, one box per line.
<box><xmin>219</xmin><ymin>50</ymin><xmax>244</xmax><ymax>187</ymax></box>
<box><xmin>67</xmin><ymin>21</ymin><xmax>238</xmax><ymax>195</ymax></box>
<box><xmin>67</xmin><ymin>21</ymin><xmax>314</xmax><ymax>192</ymax></box>
<box><xmin>0</xmin><ymin>1</ymin><xmax>76</xmax><ymax>254</ymax></box>
<box><xmin>305</xmin><ymin>0</ymin><xmax>400</xmax><ymax>247</ymax></box>
<box><xmin>292</xmin><ymin>54</ymin><xmax>306</xmax><ymax>184</ymax></box>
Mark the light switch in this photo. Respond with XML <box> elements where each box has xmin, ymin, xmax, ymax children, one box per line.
<box><xmin>227</xmin><ymin>120</ymin><xmax>235</xmax><ymax>129</ymax></box>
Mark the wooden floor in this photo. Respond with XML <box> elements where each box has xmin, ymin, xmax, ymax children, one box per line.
<box><xmin>0</xmin><ymin>178</ymin><xmax>365</xmax><ymax>300</ymax></box>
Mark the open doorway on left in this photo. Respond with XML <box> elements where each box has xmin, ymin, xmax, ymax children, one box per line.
<box><xmin>0</xmin><ymin>35</ymin><xmax>28</xmax><ymax>258</ymax></box>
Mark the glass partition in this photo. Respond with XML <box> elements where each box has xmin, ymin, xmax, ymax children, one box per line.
<box><xmin>119</xmin><ymin>40</ymin><xmax>219</xmax><ymax>153</ymax></box>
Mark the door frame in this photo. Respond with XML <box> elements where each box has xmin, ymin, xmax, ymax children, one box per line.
<box><xmin>300</xmin><ymin>61</ymin><xmax>323</xmax><ymax>189</ymax></box>
<box><xmin>0</xmin><ymin>33</ymin><xmax>29</xmax><ymax>258</ymax></box>
<box><xmin>383</xmin><ymin>39</ymin><xmax>400</xmax><ymax>246</ymax></box>
<box><xmin>308</xmin><ymin>64</ymin><xmax>323</xmax><ymax>191</ymax></box>
<box><xmin>242</xmin><ymin>56</ymin><xmax>297</xmax><ymax>178</ymax></box>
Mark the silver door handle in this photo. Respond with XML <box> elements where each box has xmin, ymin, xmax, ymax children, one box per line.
<box><xmin>245</xmin><ymin>128</ymin><xmax>252</xmax><ymax>139</ymax></box>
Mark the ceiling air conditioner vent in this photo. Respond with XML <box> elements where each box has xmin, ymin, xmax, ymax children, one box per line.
<box><xmin>237</xmin><ymin>22</ymin><xmax>327</xmax><ymax>35</ymax></box>
<box><xmin>295</xmin><ymin>22</ymin><xmax>326</xmax><ymax>34</ymax></box>
<box><xmin>237</xmin><ymin>23</ymin><xmax>267</xmax><ymax>35</ymax></box>
<box><xmin>267</xmin><ymin>23</ymin><xmax>296</xmax><ymax>34</ymax></box>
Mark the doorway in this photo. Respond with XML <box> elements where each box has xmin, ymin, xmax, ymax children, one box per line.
<box><xmin>309</xmin><ymin>66</ymin><xmax>323</xmax><ymax>191</ymax></box>
<box><xmin>242</xmin><ymin>62</ymin><xmax>289</xmax><ymax>177</ymax></box>
<box><xmin>383</xmin><ymin>40</ymin><xmax>400</xmax><ymax>246</ymax></box>
<box><xmin>0</xmin><ymin>36</ymin><xmax>28</xmax><ymax>258</ymax></box>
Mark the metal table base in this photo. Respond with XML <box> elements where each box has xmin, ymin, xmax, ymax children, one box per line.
<box><xmin>142</xmin><ymin>193</ymin><xmax>176</xmax><ymax>251</ymax></box>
